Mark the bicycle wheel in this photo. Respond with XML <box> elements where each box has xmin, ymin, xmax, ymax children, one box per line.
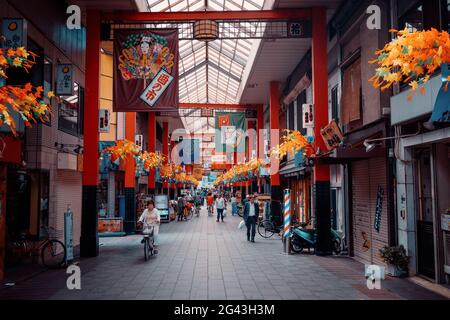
<box><xmin>258</xmin><ymin>220</ymin><xmax>275</xmax><ymax>238</ymax></box>
<box><xmin>41</xmin><ymin>240</ymin><xmax>66</xmax><ymax>269</ymax></box>
<box><xmin>144</xmin><ymin>238</ymin><xmax>149</xmax><ymax>261</ymax></box>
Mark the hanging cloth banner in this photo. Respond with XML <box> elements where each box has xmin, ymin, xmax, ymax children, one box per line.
<box><xmin>430</xmin><ymin>64</ymin><xmax>450</xmax><ymax>123</ymax></box>
<box><xmin>113</xmin><ymin>29</ymin><xmax>179</xmax><ymax>112</ymax></box>
<box><xmin>215</xmin><ymin>112</ymin><xmax>247</xmax><ymax>156</ymax></box>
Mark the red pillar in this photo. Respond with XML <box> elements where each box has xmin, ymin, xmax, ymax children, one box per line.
<box><xmin>312</xmin><ymin>7</ymin><xmax>332</xmax><ymax>255</ymax></box>
<box><xmin>80</xmin><ymin>10</ymin><xmax>100</xmax><ymax>257</ymax></box>
<box><xmin>148</xmin><ymin>112</ymin><xmax>156</xmax><ymax>193</ymax></box>
<box><xmin>269</xmin><ymin>82</ymin><xmax>281</xmax><ymax>201</ymax></box>
<box><xmin>125</xmin><ymin>113</ymin><xmax>136</xmax><ymax>188</ymax></box>
<box><xmin>257</xmin><ymin>104</ymin><xmax>264</xmax><ymax>193</ymax></box>
<box><xmin>124</xmin><ymin>112</ymin><xmax>136</xmax><ymax>233</ymax></box>
<box><xmin>162</xmin><ymin>122</ymin><xmax>169</xmax><ymax>191</ymax></box>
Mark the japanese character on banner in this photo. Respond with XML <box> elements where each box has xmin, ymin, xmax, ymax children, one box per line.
<box><xmin>140</xmin><ymin>68</ymin><xmax>174</xmax><ymax>108</ymax></box>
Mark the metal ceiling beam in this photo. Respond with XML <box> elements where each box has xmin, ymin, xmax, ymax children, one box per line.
<box><xmin>179</xmin><ymin>103</ymin><xmax>256</xmax><ymax>109</ymax></box>
<box><xmin>102</xmin><ymin>9</ymin><xmax>312</xmax><ymax>22</ymax></box>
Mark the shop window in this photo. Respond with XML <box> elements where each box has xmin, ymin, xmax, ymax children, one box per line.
<box><xmin>38</xmin><ymin>171</ymin><xmax>50</xmax><ymax>238</ymax></box>
<box><xmin>398</xmin><ymin>1</ymin><xmax>423</xmax><ymax>31</ymax></box>
<box><xmin>398</xmin><ymin>0</ymin><xmax>445</xmax><ymax>31</ymax></box>
<box><xmin>331</xmin><ymin>85</ymin><xmax>339</xmax><ymax>124</ymax></box>
<box><xmin>42</xmin><ymin>57</ymin><xmax>53</xmax><ymax>126</ymax></box>
<box><xmin>6</xmin><ymin>38</ymin><xmax>44</xmax><ymax>87</ymax></box>
<box><xmin>340</xmin><ymin>58</ymin><xmax>361</xmax><ymax>133</ymax></box>
<box><xmin>296</xmin><ymin>91</ymin><xmax>306</xmax><ymax>135</ymax></box>
<box><xmin>447</xmin><ymin>0</ymin><xmax>450</xmax><ymax>32</ymax></box>
<box><xmin>288</xmin><ymin>102</ymin><xmax>295</xmax><ymax>130</ymax></box>
<box><xmin>58</xmin><ymin>83</ymin><xmax>85</xmax><ymax>137</ymax></box>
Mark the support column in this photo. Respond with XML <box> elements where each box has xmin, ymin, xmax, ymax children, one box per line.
<box><xmin>148</xmin><ymin>112</ymin><xmax>156</xmax><ymax>195</ymax></box>
<box><xmin>169</xmin><ymin>140</ymin><xmax>176</xmax><ymax>199</ymax></box>
<box><xmin>80</xmin><ymin>10</ymin><xmax>100</xmax><ymax>257</ymax></box>
<box><xmin>0</xmin><ymin>165</ymin><xmax>7</xmax><ymax>280</ymax></box>
<box><xmin>124</xmin><ymin>112</ymin><xmax>136</xmax><ymax>234</ymax></box>
<box><xmin>312</xmin><ymin>7</ymin><xmax>332</xmax><ymax>255</ymax></box>
<box><xmin>162</xmin><ymin>121</ymin><xmax>169</xmax><ymax>193</ymax></box>
<box><xmin>257</xmin><ymin>104</ymin><xmax>264</xmax><ymax>193</ymax></box>
<box><xmin>270</xmin><ymin>82</ymin><xmax>282</xmax><ymax>202</ymax></box>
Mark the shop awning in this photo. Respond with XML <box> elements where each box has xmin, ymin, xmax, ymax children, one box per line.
<box><xmin>316</xmin><ymin>147</ymin><xmax>386</xmax><ymax>165</ymax></box>
<box><xmin>279</xmin><ymin>160</ymin><xmax>310</xmax><ymax>177</ymax></box>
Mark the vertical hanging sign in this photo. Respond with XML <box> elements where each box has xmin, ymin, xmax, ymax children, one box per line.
<box><xmin>64</xmin><ymin>207</ymin><xmax>74</xmax><ymax>263</ymax></box>
<box><xmin>98</xmin><ymin>109</ymin><xmax>110</xmax><ymax>133</ymax></box>
<box><xmin>374</xmin><ymin>186</ymin><xmax>384</xmax><ymax>233</ymax></box>
<box><xmin>135</xmin><ymin>134</ymin><xmax>143</xmax><ymax>152</ymax></box>
<box><xmin>302</xmin><ymin>104</ymin><xmax>314</xmax><ymax>128</ymax></box>
<box><xmin>56</xmin><ymin>64</ymin><xmax>74</xmax><ymax>96</ymax></box>
<box><xmin>2</xmin><ymin>18</ymin><xmax>27</xmax><ymax>49</ymax></box>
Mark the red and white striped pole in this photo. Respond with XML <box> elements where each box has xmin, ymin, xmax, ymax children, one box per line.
<box><xmin>283</xmin><ymin>189</ymin><xmax>292</xmax><ymax>254</ymax></box>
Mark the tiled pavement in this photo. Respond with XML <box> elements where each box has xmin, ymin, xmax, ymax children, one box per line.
<box><xmin>0</xmin><ymin>206</ymin><xmax>447</xmax><ymax>300</ymax></box>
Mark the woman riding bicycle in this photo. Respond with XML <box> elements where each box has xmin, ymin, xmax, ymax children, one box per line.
<box><xmin>138</xmin><ymin>200</ymin><xmax>161</xmax><ymax>252</ymax></box>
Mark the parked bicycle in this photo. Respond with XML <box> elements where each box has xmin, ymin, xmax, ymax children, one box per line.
<box><xmin>184</xmin><ymin>203</ymin><xmax>194</xmax><ymax>221</ymax></box>
<box><xmin>257</xmin><ymin>201</ymin><xmax>284</xmax><ymax>238</ymax></box>
<box><xmin>8</xmin><ymin>226</ymin><xmax>66</xmax><ymax>269</ymax></box>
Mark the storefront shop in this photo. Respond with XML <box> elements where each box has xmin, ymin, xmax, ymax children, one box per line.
<box><xmin>392</xmin><ymin>68</ymin><xmax>450</xmax><ymax>284</ymax></box>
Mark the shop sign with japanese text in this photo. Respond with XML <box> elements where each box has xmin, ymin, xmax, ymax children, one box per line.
<box><xmin>140</xmin><ymin>68</ymin><xmax>174</xmax><ymax>107</ymax></box>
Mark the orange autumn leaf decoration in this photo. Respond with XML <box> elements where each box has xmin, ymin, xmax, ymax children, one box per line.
<box><xmin>0</xmin><ymin>46</ymin><xmax>53</xmax><ymax>134</ymax></box>
<box><xmin>369</xmin><ymin>28</ymin><xmax>450</xmax><ymax>98</ymax></box>
<box><xmin>271</xmin><ymin>130</ymin><xmax>315</xmax><ymax>160</ymax></box>
<box><xmin>102</xmin><ymin>139</ymin><xmax>165</xmax><ymax>173</ymax></box>
<box><xmin>212</xmin><ymin>158</ymin><xmax>267</xmax><ymax>186</ymax></box>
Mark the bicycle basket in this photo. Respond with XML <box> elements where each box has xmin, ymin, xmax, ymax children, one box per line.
<box><xmin>142</xmin><ymin>226</ymin><xmax>154</xmax><ymax>236</ymax></box>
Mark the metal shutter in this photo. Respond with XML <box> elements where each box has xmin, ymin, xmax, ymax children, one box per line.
<box><xmin>351</xmin><ymin>158</ymin><xmax>389</xmax><ymax>266</ymax></box>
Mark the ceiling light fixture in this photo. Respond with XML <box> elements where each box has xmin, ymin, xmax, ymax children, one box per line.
<box><xmin>193</xmin><ymin>20</ymin><xmax>219</xmax><ymax>42</ymax></box>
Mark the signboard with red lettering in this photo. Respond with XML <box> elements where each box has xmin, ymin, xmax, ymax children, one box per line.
<box><xmin>114</xmin><ymin>29</ymin><xmax>179</xmax><ymax>112</ymax></box>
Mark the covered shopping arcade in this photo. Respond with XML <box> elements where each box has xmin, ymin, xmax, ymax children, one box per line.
<box><xmin>76</xmin><ymin>0</ymin><xmax>337</xmax><ymax>258</ymax></box>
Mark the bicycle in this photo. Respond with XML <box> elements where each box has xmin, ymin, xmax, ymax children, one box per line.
<box><xmin>257</xmin><ymin>216</ymin><xmax>283</xmax><ymax>239</ymax></box>
<box><xmin>195</xmin><ymin>204</ymin><xmax>201</xmax><ymax>217</ymax></box>
<box><xmin>8</xmin><ymin>226</ymin><xmax>66</xmax><ymax>269</ymax></box>
<box><xmin>184</xmin><ymin>206</ymin><xmax>194</xmax><ymax>221</ymax></box>
<box><xmin>207</xmin><ymin>204</ymin><xmax>214</xmax><ymax>217</ymax></box>
<box><xmin>142</xmin><ymin>225</ymin><xmax>155</xmax><ymax>261</ymax></box>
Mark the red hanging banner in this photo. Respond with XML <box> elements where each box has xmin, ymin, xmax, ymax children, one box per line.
<box><xmin>113</xmin><ymin>29</ymin><xmax>179</xmax><ymax>112</ymax></box>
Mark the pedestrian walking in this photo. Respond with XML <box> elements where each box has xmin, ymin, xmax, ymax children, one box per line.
<box><xmin>177</xmin><ymin>197</ymin><xmax>185</xmax><ymax>221</ymax></box>
<box><xmin>231</xmin><ymin>194</ymin><xmax>237</xmax><ymax>216</ymax></box>
<box><xmin>243</xmin><ymin>195</ymin><xmax>259</xmax><ymax>242</ymax></box>
<box><xmin>215</xmin><ymin>194</ymin><xmax>225</xmax><ymax>222</ymax></box>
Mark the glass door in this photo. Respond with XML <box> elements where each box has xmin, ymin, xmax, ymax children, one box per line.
<box><xmin>415</xmin><ymin>148</ymin><xmax>435</xmax><ymax>279</ymax></box>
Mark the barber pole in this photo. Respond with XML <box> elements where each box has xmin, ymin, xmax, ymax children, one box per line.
<box><xmin>284</xmin><ymin>189</ymin><xmax>291</xmax><ymax>238</ymax></box>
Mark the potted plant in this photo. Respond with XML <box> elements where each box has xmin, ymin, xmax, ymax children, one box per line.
<box><xmin>379</xmin><ymin>245</ymin><xmax>410</xmax><ymax>277</ymax></box>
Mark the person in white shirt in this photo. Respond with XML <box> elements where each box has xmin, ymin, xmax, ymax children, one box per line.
<box><xmin>231</xmin><ymin>194</ymin><xmax>237</xmax><ymax>216</ymax></box>
<box><xmin>215</xmin><ymin>194</ymin><xmax>225</xmax><ymax>222</ymax></box>
<box><xmin>138</xmin><ymin>200</ymin><xmax>161</xmax><ymax>250</ymax></box>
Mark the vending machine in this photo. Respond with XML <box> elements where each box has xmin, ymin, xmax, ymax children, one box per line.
<box><xmin>155</xmin><ymin>194</ymin><xmax>170</xmax><ymax>223</ymax></box>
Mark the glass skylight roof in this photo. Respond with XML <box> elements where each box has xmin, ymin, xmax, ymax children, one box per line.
<box><xmin>144</xmin><ymin>0</ymin><xmax>266</xmax><ymax>104</ymax></box>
